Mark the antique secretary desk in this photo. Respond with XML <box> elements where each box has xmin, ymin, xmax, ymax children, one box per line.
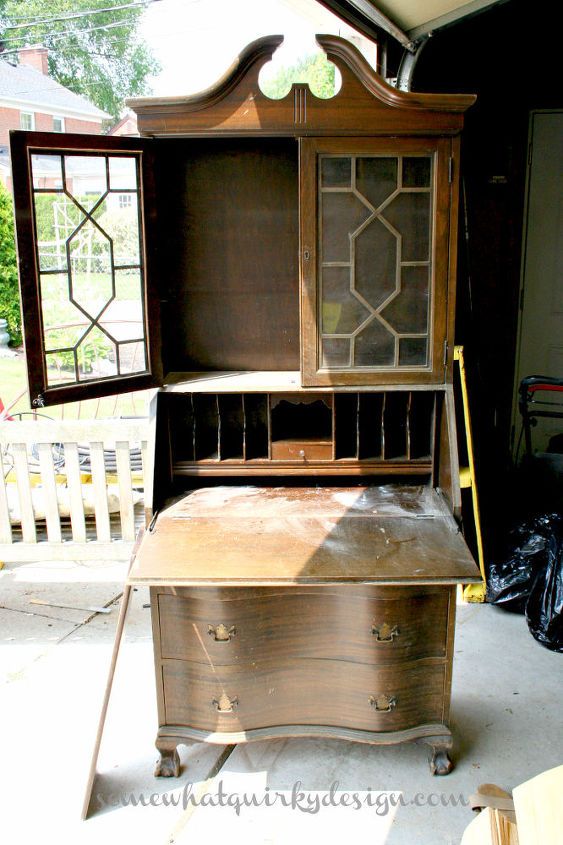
<box><xmin>10</xmin><ymin>36</ymin><xmax>480</xmax><ymax>780</ymax></box>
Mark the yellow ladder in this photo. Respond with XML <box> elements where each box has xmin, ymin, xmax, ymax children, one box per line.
<box><xmin>455</xmin><ymin>345</ymin><xmax>487</xmax><ymax>602</ymax></box>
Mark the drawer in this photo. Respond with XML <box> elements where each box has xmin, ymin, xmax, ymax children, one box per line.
<box><xmin>154</xmin><ymin>586</ymin><xmax>450</xmax><ymax>666</ymax></box>
<box><xmin>270</xmin><ymin>439</ymin><xmax>333</xmax><ymax>461</ymax></box>
<box><xmin>162</xmin><ymin>658</ymin><xmax>446</xmax><ymax>733</ymax></box>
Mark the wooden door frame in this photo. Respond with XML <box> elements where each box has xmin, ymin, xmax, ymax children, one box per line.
<box><xmin>299</xmin><ymin>136</ymin><xmax>454</xmax><ymax>387</ymax></box>
<box><xmin>9</xmin><ymin>130</ymin><xmax>163</xmax><ymax>407</ymax></box>
<box><xmin>510</xmin><ymin>109</ymin><xmax>563</xmax><ymax>460</ymax></box>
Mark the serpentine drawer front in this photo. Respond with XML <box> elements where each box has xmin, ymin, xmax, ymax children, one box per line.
<box><xmin>156</xmin><ymin>586</ymin><xmax>450</xmax><ymax>666</ymax></box>
<box><xmin>152</xmin><ymin>583</ymin><xmax>454</xmax><ymax>736</ymax></box>
<box><xmin>160</xmin><ymin>657</ymin><xmax>447</xmax><ymax>733</ymax></box>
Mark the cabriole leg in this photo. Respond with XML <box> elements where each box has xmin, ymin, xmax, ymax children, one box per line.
<box><xmin>154</xmin><ymin>738</ymin><xmax>181</xmax><ymax>777</ymax></box>
<box><xmin>429</xmin><ymin>745</ymin><xmax>453</xmax><ymax>776</ymax></box>
<box><xmin>419</xmin><ymin>733</ymin><xmax>454</xmax><ymax>775</ymax></box>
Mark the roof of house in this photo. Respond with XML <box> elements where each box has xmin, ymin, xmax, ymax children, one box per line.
<box><xmin>0</xmin><ymin>57</ymin><xmax>110</xmax><ymax>121</ymax></box>
<box><xmin>107</xmin><ymin>110</ymin><xmax>138</xmax><ymax>136</ymax></box>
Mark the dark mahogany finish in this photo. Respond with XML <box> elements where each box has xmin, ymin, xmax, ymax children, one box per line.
<box><xmin>10</xmin><ymin>35</ymin><xmax>479</xmax><ymax>777</ymax></box>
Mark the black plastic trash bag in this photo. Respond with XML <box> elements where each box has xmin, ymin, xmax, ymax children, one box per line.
<box><xmin>487</xmin><ymin>514</ymin><xmax>562</xmax><ymax>613</ymax></box>
<box><xmin>526</xmin><ymin>523</ymin><xmax>563</xmax><ymax>652</ymax></box>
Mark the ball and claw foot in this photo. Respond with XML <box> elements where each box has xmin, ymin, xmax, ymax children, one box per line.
<box><xmin>154</xmin><ymin>747</ymin><xmax>180</xmax><ymax>777</ymax></box>
<box><xmin>429</xmin><ymin>747</ymin><xmax>453</xmax><ymax>776</ymax></box>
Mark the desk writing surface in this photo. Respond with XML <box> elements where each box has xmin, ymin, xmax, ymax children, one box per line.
<box><xmin>128</xmin><ymin>486</ymin><xmax>480</xmax><ymax>586</ymax></box>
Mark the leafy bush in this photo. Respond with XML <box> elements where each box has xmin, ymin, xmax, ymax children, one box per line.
<box><xmin>260</xmin><ymin>53</ymin><xmax>336</xmax><ymax>100</ymax></box>
<box><xmin>96</xmin><ymin>205</ymin><xmax>140</xmax><ymax>266</ymax></box>
<box><xmin>0</xmin><ymin>181</ymin><xmax>22</xmax><ymax>345</ymax></box>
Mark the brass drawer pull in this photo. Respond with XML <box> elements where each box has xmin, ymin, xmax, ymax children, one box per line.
<box><xmin>369</xmin><ymin>694</ymin><xmax>397</xmax><ymax>713</ymax></box>
<box><xmin>371</xmin><ymin>622</ymin><xmax>400</xmax><ymax>643</ymax></box>
<box><xmin>208</xmin><ymin>623</ymin><xmax>236</xmax><ymax>642</ymax></box>
<box><xmin>212</xmin><ymin>693</ymin><xmax>238</xmax><ymax>713</ymax></box>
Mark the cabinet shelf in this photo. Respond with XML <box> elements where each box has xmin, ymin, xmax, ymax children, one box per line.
<box><xmin>165</xmin><ymin>388</ymin><xmax>435</xmax><ymax>477</ymax></box>
<box><xmin>172</xmin><ymin>461</ymin><xmax>432</xmax><ymax>478</ymax></box>
<box><xmin>164</xmin><ymin>372</ymin><xmax>447</xmax><ymax>394</ymax></box>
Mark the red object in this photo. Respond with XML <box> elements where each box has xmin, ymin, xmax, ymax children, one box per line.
<box><xmin>0</xmin><ymin>397</ymin><xmax>14</xmax><ymax>421</ymax></box>
<box><xmin>527</xmin><ymin>383</ymin><xmax>563</xmax><ymax>395</ymax></box>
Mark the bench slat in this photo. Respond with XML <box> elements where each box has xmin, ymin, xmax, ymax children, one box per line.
<box><xmin>64</xmin><ymin>441</ymin><xmax>86</xmax><ymax>543</ymax></box>
<box><xmin>37</xmin><ymin>442</ymin><xmax>62</xmax><ymax>543</ymax></box>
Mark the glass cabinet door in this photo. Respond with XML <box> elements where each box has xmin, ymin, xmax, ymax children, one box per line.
<box><xmin>300</xmin><ymin>138</ymin><xmax>452</xmax><ymax>385</ymax></box>
<box><xmin>10</xmin><ymin>131</ymin><xmax>162</xmax><ymax>407</ymax></box>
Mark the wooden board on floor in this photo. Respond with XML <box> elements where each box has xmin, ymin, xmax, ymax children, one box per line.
<box><xmin>461</xmin><ymin>807</ymin><xmax>519</xmax><ymax>845</ymax></box>
<box><xmin>513</xmin><ymin>765</ymin><xmax>563</xmax><ymax>845</ymax></box>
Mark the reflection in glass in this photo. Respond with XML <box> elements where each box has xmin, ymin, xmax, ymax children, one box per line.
<box><xmin>381</xmin><ymin>265</ymin><xmax>429</xmax><ymax>334</ymax></box>
<box><xmin>46</xmin><ymin>352</ymin><xmax>76</xmax><ymax>386</ymax></box>
<box><xmin>398</xmin><ymin>337</ymin><xmax>427</xmax><ymax>366</ymax></box>
<box><xmin>100</xmin><ymin>271</ymin><xmax>143</xmax><ymax>341</ymax></box>
<box><xmin>30</xmin><ymin>151</ymin><xmax>148</xmax><ymax>388</ymax></box>
<box><xmin>94</xmin><ymin>199</ymin><xmax>140</xmax><ymax>266</ymax></box>
<box><xmin>118</xmin><ymin>341</ymin><xmax>147</xmax><ymax>374</ymax></box>
<box><xmin>355</xmin><ymin>218</ymin><xmax>397</xmax><ymax>309</ymax></box>
<box><xmin>321</xmin><ymin>337</ymin><xmax>351</xmax><ymax>368</ymax></box>
<box><xmin>318</xmin><ymin>153</ymin><xmax>434</xmax><ymax>371</ymax></box>
<box><xmin>322</xmin><ymin>266</ymin><xmax>370</xmax><ymax>334</ymax></box>
<box><xmin>34</xmin><ymin>193</ymin><xmax>84</xmax><ymax>272</ymax></box>
<box><xmin>69</xmin><ymin>220</ymin><xmax>113</xmax><ymax>319</ymax></box>
<box><xmin>40</xmin><ymin>274</ymin><xmax>89</xmax><ymax>351</ymax></box>
<box><xmin>31</xmin><ymin>154</ymin><xmax>63</xmax><ymax>190</ymax></box>
<box><xmin>108</xmin><ymin>156</ymin><xmax>137</xmax><ymax>190</ymax></box>
<box><xmin>354</xmin><ymin>319</ymin><xmax>395</xmax><ymax>367</ymax></box>
<box><xmin>76</xmin><ymin>325</ymin><xmax>117</xmax><ymax>381</ymax></box>
<box><xmin>356</xmin><ymin>157</ymin><xmax>397</xmax><ymax>209</ymax></box>
<box><xmin>321</xmin><ymin>157</ymin><xmax>351</xmax><ymax>188</ymax></box>
<box><xmin>383</xmin><ymin>192</ymin><xmax>430</xmax><ymax>262</ymax></box>
<box><xmin>322</xmin><ymin>192</ymin><xmax>370</xmax><ymax>262</ymax></box>
<box><xmin>402</xmin><ymin>157</ymin><xmax>431</xmax><ymax>188</ymax></box>
<box><xmin>64</xmin><ymin>155</ymin><xmax>107</xmax><ymax>211</ymax></box>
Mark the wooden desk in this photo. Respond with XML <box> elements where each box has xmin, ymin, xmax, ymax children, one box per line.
<box><xmin>128</xmin><ymin>485</ymin><xmax>479</xmax><ymax>777</ymax></box>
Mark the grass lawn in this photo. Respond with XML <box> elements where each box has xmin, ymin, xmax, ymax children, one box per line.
<box><xmin>0</xmin><ymin>350</ymin><xmax>152</xmax><ymax>419</ymax></box>
<box><xmin>0</xmin><ymin>356</ymin><xmax>28</xmax><ymax>414</ymax></box>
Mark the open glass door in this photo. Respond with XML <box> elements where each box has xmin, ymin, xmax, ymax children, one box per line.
<box><xmin>10</xmin><ymin>131</ymin><xmax>162</xmax><ymax>407</ymax></box>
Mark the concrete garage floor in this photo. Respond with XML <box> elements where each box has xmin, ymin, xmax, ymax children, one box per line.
<box><xmin>1</xmin><ymin>558</ymin><xmax>562</xmax><ymax>845</ymax></box>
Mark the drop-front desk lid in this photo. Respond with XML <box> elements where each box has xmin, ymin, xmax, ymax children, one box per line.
<box><xmin>128</xmin><ymin>485</ymin><xmax>481</xmax><ymax>587</ymax></box>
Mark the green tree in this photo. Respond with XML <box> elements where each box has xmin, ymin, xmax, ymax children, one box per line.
<box><xmin>0</xmin><ymin>0</ymin><xmax>160</xmax><ymax>121</ymax></box>
<box><xmin>260</xmin><ymin>52</ymin><xmax>336</xmax><ymax>100</ymax></box>
<box><xmin>0</xmin><ymin>180</ymin><xmax>21</xmax><ymax>345</ymax></box>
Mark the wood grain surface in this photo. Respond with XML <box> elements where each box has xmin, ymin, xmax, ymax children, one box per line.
<box><xmin>156</xmin><ymin>585</ymin><xmax>449</xmax><ymax>665</ymax></box>
<box><xmin>130</xmin><ymin>35</ymin><xmax>474</xmax><ymax>138</ymax></box>
<box><xmin>161</xmin><ymin>657</ymin><xmax>446</xmax><ymax>733</ymax></box>
<box><xmin>129</xmin><ymin>486</ymin><xmax>479</xmax><ymax>585</ymax></box>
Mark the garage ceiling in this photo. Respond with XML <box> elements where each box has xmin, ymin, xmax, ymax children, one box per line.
<box><xmin>318</xmin><ymin>0</ymin><xmax>507</xmax><ymax>45</ymax></box>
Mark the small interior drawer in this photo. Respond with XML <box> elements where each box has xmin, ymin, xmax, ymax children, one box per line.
<box><xmin>270</xmin><ymin>439</ymin><xmax>333</xmax><ymax>460</ymax></box>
